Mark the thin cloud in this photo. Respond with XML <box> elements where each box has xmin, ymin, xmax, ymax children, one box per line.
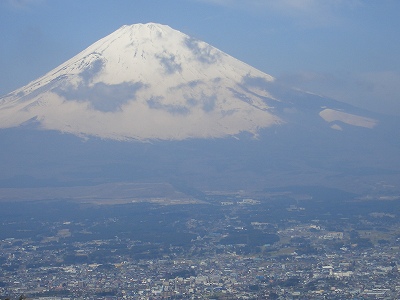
<box><xmin>195</xmin><ymin>0</ymin><xmax>362</xmax><ymax>26</ymax></box>
<box><xmin>7</xmin><ymin>0</ymin><xmax>45</xmax><ymax>9</ymax></box>
<box><xmin>277</xmin><ymin>70</ymin><xmax>400</xmax><ymax>116</ymax></box>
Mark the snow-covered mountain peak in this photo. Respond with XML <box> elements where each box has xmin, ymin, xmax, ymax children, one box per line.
<box><xmin>119</xmin><ymin>22</ymin><xmax>174</xmax><ymax>34</ymax></box>
<box><xmin>0</xmin><ymin>23</ymin><xmax>377</xmax><ymax>141</ymax></box>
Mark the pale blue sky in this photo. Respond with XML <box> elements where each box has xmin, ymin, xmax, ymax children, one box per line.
<box><xmin>1</xmin><ymin>0</ymin><xmax>399</xmax><ymax>115</ymax></box>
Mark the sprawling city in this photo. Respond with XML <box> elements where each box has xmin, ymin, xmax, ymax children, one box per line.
<box><xmin>1</xmin><ymin>187</ymin><xmax>400</xmax><ymax>299</ymax></box>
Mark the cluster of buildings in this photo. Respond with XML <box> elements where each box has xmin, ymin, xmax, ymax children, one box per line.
<box><xmin>1</xmin><ymin>194</ymin><xmax>400</xmax><ymax>299</ymax></box>
<box><xmin>1</xmin><ymin>229</ymin><xmax>400</xmax><ymax>299</ymax></box>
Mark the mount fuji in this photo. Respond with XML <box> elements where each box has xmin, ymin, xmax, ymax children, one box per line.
<box><xmin>0</xmin><ymin>23</ymin><xmax>378</xmax><ymax>140</ymax></box>
<box><xmin>0</xmin><ymin>23</ymin><xmax>399</xmax><ymax>195</ymax></box>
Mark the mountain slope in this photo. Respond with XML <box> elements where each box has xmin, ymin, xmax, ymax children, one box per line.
<box><xmin>0</xmin><ymin>23</ymin><xmax>377</xmax><ymax>141</ymax></box>
<box><xmin>0</xmin><ymin>23</ymin><xmax>282</xmax><ymax>140</ymax></box>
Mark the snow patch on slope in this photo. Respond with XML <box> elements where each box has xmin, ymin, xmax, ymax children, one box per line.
<box><xmin>319</xmin><ymin>109</ymin><xmax>377</xmax><ymax>129</ymax></box>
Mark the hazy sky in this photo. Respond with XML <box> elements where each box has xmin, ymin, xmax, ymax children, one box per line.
<box><xmin>1</xmin><ymin>0</ymin><xmax>399</xmax><ymax>116</ymax></box>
